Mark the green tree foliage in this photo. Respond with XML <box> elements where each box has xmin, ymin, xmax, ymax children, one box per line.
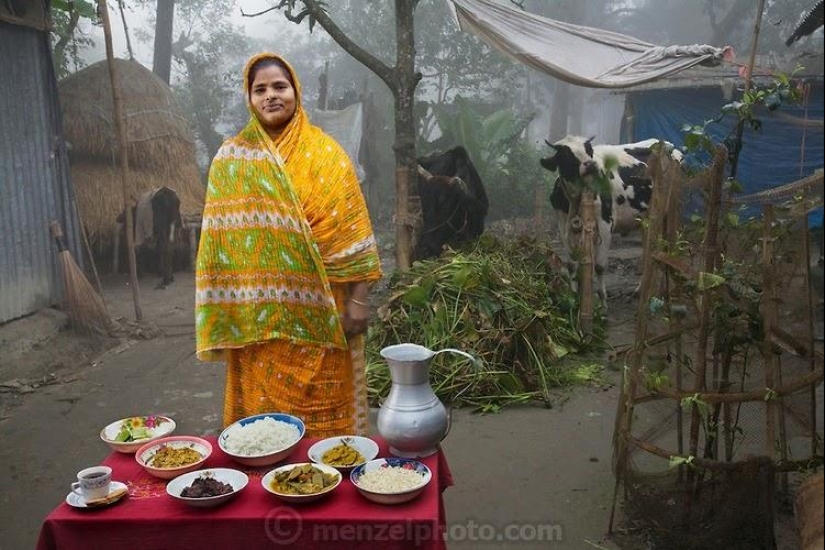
<box><xmin>50</xmin><ymin>0</ymin><xmax>97</xmax><ymax>79</ymax></box>
<box><xmin>132</xmin><ymin>0</ymin><xmax>260</xmax><ymax>167</ymax></box>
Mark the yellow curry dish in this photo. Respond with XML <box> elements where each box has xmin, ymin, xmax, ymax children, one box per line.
<box><xmin>149</xmin><ymin>446</ymin><xmax>203</xmax><ymax>469</ymax></box>
<box><xmin>321</xmin><ymin>442</ymin><xmax>366</xmax><ymax>468</ymax></box>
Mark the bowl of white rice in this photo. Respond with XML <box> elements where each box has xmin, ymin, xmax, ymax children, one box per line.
<box><xmin>218</xmin><ymin>413</ymin><xmax>305</xmax><ymax>467</ymax></box>
<box><xmin>350</xmin><ymin>458</ymin><xmax>432</xmax><ymax>505</ymax></box>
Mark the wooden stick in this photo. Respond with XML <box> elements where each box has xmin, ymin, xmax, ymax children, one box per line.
<box><xmin>728</xmin><ymin>0</ymin><xmax>766</xmax><ymax>181</ymax></box>
<box><xmin>97</xmin><ymin>0</ymin><xmax>142</xmax><ymax>321</ymax></box>
<box><xmin>651</xmin><ymin>368</ymin><xmax>822</xmax><ymax>403</ymax></box>
<box><xmin>112</xmin><ymin>220</ymin><xmax>122</xmax><ymax>275</ymax></box>
<box><xmin>579</xmin><ymin>190</ymin><xmax>595</xmax><ymax>336</ymax></box>
<box><xmin>689</xmin><ymin>146</ymin><xmax>726</xmax><ymax>463</ymax></box>
<box><xmin>762</xmin><ymin>204</ymin><xmax>776</xmax><ymax>461</ymax></box>
<box><xmin>803</xmin><ymin>213</ymin><xmax>818</xmax><ymax>456</ymax></box>
<box><xmin>74</xmin><ymin>198</ymin><xmax>105</xmax><ymax>303</ymax></box>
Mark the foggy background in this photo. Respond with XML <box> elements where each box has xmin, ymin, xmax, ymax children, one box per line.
<box><xmin>51</xmin><ymin>0</ymin><xmax>824</xmax><ymax>229</ymax></box>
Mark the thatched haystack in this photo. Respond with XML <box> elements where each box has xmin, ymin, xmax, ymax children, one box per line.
<box><xmin>59</xmin><ymin>58</ymin><xmax>205</xmax><ymax>248</ymax></box>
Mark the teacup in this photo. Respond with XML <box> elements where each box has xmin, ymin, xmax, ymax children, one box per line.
<box><xmin>71</xmin><ymin>466</ymin><xmax>112</xmax><ymax>501</ymax></box>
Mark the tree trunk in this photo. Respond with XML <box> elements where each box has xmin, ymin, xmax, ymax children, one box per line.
<box><xmin>280</xmin><ymin>0</ymin><xmax>423</xmax><ymax>270</ymax></box>
<box><xmin>392</xmin><ymin>0</ymin><xmax>419</xmax><ymax>271</ymax></box>
<box><xmin>152</xmin><ymin>0</ymin><xmax>175</xmax><ymax>84</ymax></box>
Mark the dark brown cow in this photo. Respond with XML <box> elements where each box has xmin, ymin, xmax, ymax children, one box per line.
<box><xmin>414</xmin><ymin>146</ymin><xmax>489</xmax><ymax>261</ymax></box>
<box><xmin>150</xmin><ymin>186</ymin><xmax>181</xmax><ymax>288</ymax></box>
<box><xmin>125</xmin><ymin>186</ymin><xmax>182</xmax><ymax>288</ymax></box>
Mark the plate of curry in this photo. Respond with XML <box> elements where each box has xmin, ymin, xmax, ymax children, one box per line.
<box><xmin>307</xmin><ymin>435</ymin><xmax>379</xmax><ymax>471</ymax></box>
<box><xmin>135</xmin><ymin>436</ymin><xmax>212</xmax><ymax>479</ymax></box>
<box><xmin>261</xmin><ymin>462</ymin><xmax>342</xmax><ymax>503</ymax></box>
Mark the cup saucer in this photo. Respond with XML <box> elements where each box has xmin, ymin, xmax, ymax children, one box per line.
<box><xmin>65</xmin><ymin>481</ymin><xmax>128</xmax><ymax>509</ymax></box>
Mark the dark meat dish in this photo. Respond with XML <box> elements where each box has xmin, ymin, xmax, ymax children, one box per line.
<box><xmin>180</xmin><ymin>476</ymin><xmax>234</xmax><ymax>498</ymax></box>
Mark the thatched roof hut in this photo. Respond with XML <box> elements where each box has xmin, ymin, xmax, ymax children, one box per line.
<box><xmin>59</xmin><ymin>58</ymin><xmax>205</xmax><ymax>247</ymax></box>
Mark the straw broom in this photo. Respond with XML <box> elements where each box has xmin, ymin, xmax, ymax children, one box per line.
<box><xmin>49</xmin><ymin>221</ymin><xmax>112</xmax><ymax>335</ymax></box>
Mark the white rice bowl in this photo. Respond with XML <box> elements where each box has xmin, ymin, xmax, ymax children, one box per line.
<box><xmin>219</xmin><ymin>413</ymin><xmax>305</xmax><ymax>467</ymax></box>
<box><xmin>350</xmin><ymin>458</ymin><xmax>431</xmax><ymax>505</ymax></box>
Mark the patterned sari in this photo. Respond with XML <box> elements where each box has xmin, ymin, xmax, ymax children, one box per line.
<box><xmin>195</xmin><ymin>53</ymin><xmax>382</xmax><ymax>437</ymax></box>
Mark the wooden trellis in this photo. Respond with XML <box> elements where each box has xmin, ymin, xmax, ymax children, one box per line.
<box><xmin>610</xmin><ymin>147</ymin><xmax>824</xmax><ymax>549</ymax></box>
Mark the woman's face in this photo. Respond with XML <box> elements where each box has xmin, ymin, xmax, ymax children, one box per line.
<box><xmin>249</xmin><ymin>64</ymin><xmax>297</xmax><ymax>136</ymax></box>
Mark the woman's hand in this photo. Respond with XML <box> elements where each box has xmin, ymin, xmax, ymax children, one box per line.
<box><xmin>342</xmin><ymin>298</ymin><xmax>370</xmax><ymax>338</ymax></box>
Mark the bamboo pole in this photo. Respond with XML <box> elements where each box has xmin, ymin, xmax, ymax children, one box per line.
<box><xmin>647</xmin><ymin>368</ymin><xmax>823</xmax><ymax>403</ymax></box>
<box><xmin>762</xmin><ymin>204</ymin><xmax>776</xmax><ymax>461</ymax></box>
<box><xmin>623</xmin><ymin>433</ymin><xmax>821</xmax><ymax>472</ymax></box>
<box><xmin>729</xmin><ymin>0</ymin><xmax>766</xmax><ymax>181</ymax></box>
<box><xmin>609</xmin><ymin>149</ymin><xmax>669</xmax><ymax>532</ymax></box>
<box><xmin>74</xmin><ymin>197</ymin><xmax>105</xmax><ymax>302</ymax></box>
<box><xmin>664</xmin><ymin>153</ymin><xmax>685</xmax><ymax>463</ymax></box>
<box><xmin>777</xmin><ymin>355</ymin><xmax>789</xmax><ymax>494</ymax></box>
<box><xmin>689</xmin><ymin>146</ymin><xmax>726</xmax><ymax>460</ymax></box>
<box><xmin>97</xmin><ymin>0</ymin><xmax>142</xmax><ymax>321</ymax></box>
<box><xmin>116</xmin><ymin>0</ymin><xmax>134</xmax><ymax>60</ymax></box>
<box><xmin>708</xmin><ymin>352</ymin><xmax>720</xmax><ymax>459</ymax></box>
<box><xmin>579</xmin><ymin>190</ymin><xmax>595</xmax><ymax>336</ymax></box>
<box><xmin>803</xmin><ymin>214</ymin><xmax>817</xmax><ymax>457</ymax></box>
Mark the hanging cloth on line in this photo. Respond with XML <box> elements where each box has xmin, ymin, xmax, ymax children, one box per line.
<box><xmin>446</xmin><ymin>0</ymin><xmax>734</xmax><ymax>89</ymax></box>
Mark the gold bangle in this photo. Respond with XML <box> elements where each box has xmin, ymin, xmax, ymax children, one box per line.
<box><xmin>349</xmin><ymin>298</ymin><xmax>370</xmax><ymax>307</ymax></box>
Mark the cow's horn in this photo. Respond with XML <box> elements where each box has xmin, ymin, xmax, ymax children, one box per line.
<box><xmin>544</xmin><ymin>139</ymin><xmax>558</xmax><ymax>149</ymax></box>
<box><xmin>585</xmin><ymin>135</ymin><xmax>596</xmax><ymax>144</ymax></box>
<box><xmin>417</xmin><ymin>165</ymin><xmax>433</xmax><ymax>180</ymax></box>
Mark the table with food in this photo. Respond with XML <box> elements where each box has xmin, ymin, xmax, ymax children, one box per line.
<box><xmin>37</xmin><ymin>412</ymin><xmax>453</xmax><ymax>550</ymax></box>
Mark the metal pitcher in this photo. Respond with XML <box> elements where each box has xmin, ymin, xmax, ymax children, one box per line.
<box><xmin>377</xmin><ymin>343</ymin><xmax>476</xmax><ymax>458</ymax></box>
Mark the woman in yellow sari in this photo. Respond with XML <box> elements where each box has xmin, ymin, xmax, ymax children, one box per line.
<box><xmin>195</xmin><ymin>53</ymin><xmax>382</xmax><ymax>438</ymax></box>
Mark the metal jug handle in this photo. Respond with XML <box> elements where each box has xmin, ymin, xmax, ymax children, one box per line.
<box><xmin>432</xmin><ymin>348</ymin><xmax>479</xmax><ymax>367</ymax></box>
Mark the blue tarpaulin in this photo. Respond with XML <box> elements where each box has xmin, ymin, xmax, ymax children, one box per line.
<box><xmin>628</xmin><ymin>84</ymin><xmax>824</xmax><ymax>227</ymax></box>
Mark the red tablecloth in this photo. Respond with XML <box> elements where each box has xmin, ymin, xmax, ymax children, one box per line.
<box><xmin>37</xmin><ymin>436</ymin><xmax>452</xmax><ymax>550</ymax></box>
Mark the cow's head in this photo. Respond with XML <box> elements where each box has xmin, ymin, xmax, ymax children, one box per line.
<box><xmin>540</xmin><ymin>136</ymin><xmax>599</xmax><ymax>181</ymax></box>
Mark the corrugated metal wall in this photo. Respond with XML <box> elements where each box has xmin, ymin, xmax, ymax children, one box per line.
<box><xmin>0</xmin><ymin>20</ymin><xmax>82</xmax><ymax>324</ymax></box>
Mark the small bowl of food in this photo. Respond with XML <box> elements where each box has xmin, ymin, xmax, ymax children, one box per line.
<box><xmin>100</xmin><ymin>415</ymin><xmax>176</xmax><ymax>454</ymax></box>
<box><xmin>262</xmin><ymin>462</ymin><xmax>342</xmax><ymax>504</ymax></box>
<box><xmin>219</xmin><ymin>413</ymin><xmax>304</xmax><ymax>467</ymax></box>
<box><xmin>166</xmin><ymin>468</ymin><xmax>248</xmax><ymax>508</ymax></box>
<box><xmin>136</xmin><ymin>436</ymin><xmax>212</xmax><ymax>479</ymax></box>
<box><xmin>307</xmin><ymin>435</ymin><xmax>379</xmax><ymax>471</ymax></box>
<box><xmin>350</xmin><ymin>458</ymin><xmax>431</xmax><ymax>505</ymax></box>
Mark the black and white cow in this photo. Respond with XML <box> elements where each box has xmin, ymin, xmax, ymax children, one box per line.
<box><xmin>540</xmin><ymin>135</ymin><xmax>683</xmax><ymax>305</ymax></box>
<box><xmin>414</xmin><ymin>146</ymin><xmax>489</xmax><ymax>261</ymax></box>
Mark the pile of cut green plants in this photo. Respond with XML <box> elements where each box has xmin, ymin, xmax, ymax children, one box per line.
<box><xmin>365</xmin><ymin>234</ymin><xmax>607</xmax><ymax>412</ymax></box>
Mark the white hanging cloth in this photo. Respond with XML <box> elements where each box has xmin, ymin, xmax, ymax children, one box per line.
<box><xmin>446</xmin><ymin>0</ymin><xmax>733</xmax><ymax>89</ymax></box>
<box><xmin>311</xmin><ymin>103</ymin><xmax>366</xmax><ymax>180</ymax></box>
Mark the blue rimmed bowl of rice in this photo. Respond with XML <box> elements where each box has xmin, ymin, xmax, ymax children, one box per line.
<box><xmin>218</xmin><ymin>413</ymin><xmax>305</xmax><ymax>467</ymax></box>
<box><xmin>350</xmin><ymin>458</ymin><xmax>432</xmax><ymax>505</ymax></box>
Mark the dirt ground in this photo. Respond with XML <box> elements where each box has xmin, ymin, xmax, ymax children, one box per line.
<box><xmin>0</xmin><ymin>231</ymin><xmax>810</xmax><ymax>550</ymax></box>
